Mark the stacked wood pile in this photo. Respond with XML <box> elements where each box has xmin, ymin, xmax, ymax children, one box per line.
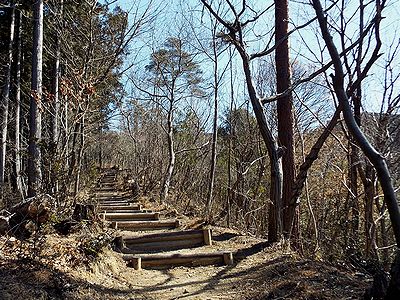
<box><xmin>0</xmin><ymin>195</ymin><xmax>53</xmax><ymax>238</ymax></box>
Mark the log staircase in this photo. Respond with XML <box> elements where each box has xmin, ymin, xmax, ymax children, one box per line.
<box><xmin>95</xmin><ymin>168</ymin><xmax>234</xmax><ymax>270</ymax></box>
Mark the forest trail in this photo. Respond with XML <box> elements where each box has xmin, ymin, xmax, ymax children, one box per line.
<box><xmin>77</xmin><ymin>168</ymin><xmax>370</xmax><ymax>299</ymax></box>
<box><xmin>96</xmin><ymin>168</ymin><xmax>234</xmax><ymax>270</ymax></box>
<box><xmin>0</xmin><ymin>168</ymin><xmax>372</xmax><ymax>299</ymax></box>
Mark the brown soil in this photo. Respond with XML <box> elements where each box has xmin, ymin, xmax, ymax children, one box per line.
<box><xmin>1</xmin><ymin>182</ymin><xmax>371</xmax><ymax>300</ymax></box>
<box><xmin>0</xmin><ymin>222</ymin><xmax>370</xmax><ymax>300</ymax></box>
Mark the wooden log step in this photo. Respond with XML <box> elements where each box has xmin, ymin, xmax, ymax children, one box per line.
<box><xmin>99</xmin><ymin>202</ymin><xmax>131</xmax><ymax>208</ymax></box>
<box><xmin>97</xmin><ymin>197</ymin><xmax>132</xmax><ymax>201</ymax></box>
<box><xmin>116</xmin><ymin>229</ymin><xmax>212</xmax><ymax>253</ymax></box>
<box><xmin>102</xmin><ymin>212</ymin><xmax>160</xmax><ymax>221</ymax></box>
<box><xmin>98</xmin><ymin>205</ymin><xmax>142</xmax><ymax>211</ymax></box>
<box><xmin>96</xmin><ymin>188</ymin><xmax>116</xmax><ymax>192</ymax></box>
<box><xmin>112</xmin><ymin>219</ymin><xmax>180</xmax><ymax>231</ymax></box>
<box><xmin>98</xmin><ymin>185</ymin><xmax>117</xmax><ymax>189</ymax></box>
<box><xmin>120</xmin><ymin>239</ymin><xmax>204</xmax><ymax>253</ymax></box>
<box><xmin>123</xmin><ymin>229</ymin><xmax>212</xmax><ymax>245</ymax></box>
<box><xmin>123</xmin><ymin>251</ymin><xmax>234</xmax><ymax>270</ymax></box>
<box><xmin>98</xmin><ymin>204</ymin><xmax>141</xmax><ymax>210</ymax></box>
<box><xmin>100</xmin><ymin>209</ymin><xmax>153</xmax><ymax>215</ymax></box>
<box><xmin>98</xmin><ymin>200</ymin><xmax>131</xmax><ymax>204</ymax></box>
<box><xmin>96</xmin><ymin>193</ymin><xmax>131</xmax><ymax>198</ymax></box>
<box><xmin>99</xmin><ymin>200</ymin><xmax>134</xmax><ymax>206</ymax></box>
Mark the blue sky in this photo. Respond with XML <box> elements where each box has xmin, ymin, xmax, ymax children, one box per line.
<box><xmin>107</xmin><ymin>0</ymin><xmax>399</xmax><ymax>125</ymax></box>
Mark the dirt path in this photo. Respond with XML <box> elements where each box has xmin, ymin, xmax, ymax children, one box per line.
<box><xmin>0</xmin><ymin>232</ymin><xmax>369</xmax><ymax>299</ymax></box>
<box><xmin>0</xmin><ymin>169</ymin><xmax>371</xmax><ymax>299</ymax></box>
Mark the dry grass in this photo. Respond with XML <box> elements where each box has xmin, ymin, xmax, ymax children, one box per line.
<box><xmin>0</xmin><ymin>223</ymin><xmax>371</xmax><ymax>300</ymax></box>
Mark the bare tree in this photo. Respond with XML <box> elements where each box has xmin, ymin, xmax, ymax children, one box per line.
<box><xmin>205</xmin><ymin>16</ymin><xmax>221</xmax><ymax>219</ymax></box>
<box><xmin>0</xmin><ymin>3</ymin><xmax>15</xmax><ymax>186</ymax></box>
<box><xmin>27</xmin><ymin>0</ymin><xmax>44</xmax><ymax>197</ymax></box>
<box><xmin>14</xmin><ymin>8</ymin><xmax>24</xmax><ymax>197</ymax></box>
<box><xmin>201</xmin><ymin>0</ymin><xmax>283</xmax><ymax>241</ymax></box>
<box><xmin>143</xmin><ymin>37</ymin><xmax>204</xmax><ymax>202</ymax></box>
<box><xmin>275</xmin><ymin>0</ymin><xmax>296</xmax><ymax>239</ymax></box>
<box><xmin>312</xmin><ymin>0</ymin><xmax>400</xmax><ymax>295</ymax></box>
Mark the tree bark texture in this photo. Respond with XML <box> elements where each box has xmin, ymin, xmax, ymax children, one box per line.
<box><xmin>206</xmin><ymin>35</ymin><xmax>219</xmax><ymax>218</ymax></box>
<box><xmin>312</xmin><ymin>5</ymin><xmax>400</xmax><ymax>292</ymax></box>
<box><xmin>275</xmin><ymin>0</ymin><xmax>296</xmax><ymax>238</ymax></box>
<box><xmin>160</xmin><ymin>99</ymin><xmax>175</xmax><ymax>202</ymax></box>
<box><xmin>226</xmin><ymin>49</ymin><xmax>234</xmax><ymax>228</ymax></box>
<box><xmin>199</xmin><ymin>0</ymin><xmax>283</xmax><ymax>241</ymax></box>
<box><xmin>74</xmin><ymin>115</ymin><xmax>85</xmax><ymax>195</ymax></box>
<box><xmin>240</xmin><ymin>55</ymin><xmax>283</xmax><ymax>242</ymax></box>
<box><xmin>363</xmin><ymin>162</ymin><xmax>376</xmax><ymax>258</ymax></box>
<box><xmin>28</xmin><ymin>0</ymin><xmax>44</xmax><ymax>197</ymax></box>
<box><xmin>0</xmin><ymin>4</ymin><xmax>15</xmax><ymax>184</ymax></box>
<box><xmin>51</xmin><ymin>0</ymin><xmax>63</xmax><ymax>147</ymax></box>
<box><xmin>15</xmin><ymin>9</ymin><xmax>24</xmax><ymax>197</ymax></box>
<box><xmin>347</xmin><ymin>140</ymin><xmax>360</xmax><ymax>248</ymax></box>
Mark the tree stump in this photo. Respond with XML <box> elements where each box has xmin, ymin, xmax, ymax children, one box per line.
<box><xmin>72</xmin><ymin>203</ymin><xmax>95</xmax><ymax>221</ymax></box>
<box><xmin>0</xmin><ymin>215</ymin><xmax>10</xmax><ymax>235</ymax></box>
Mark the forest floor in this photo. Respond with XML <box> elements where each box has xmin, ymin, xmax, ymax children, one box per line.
<box><xmin>0</xmin><ymin>192</ymin><xmax>372</xmax><ymax>299</ymax></box>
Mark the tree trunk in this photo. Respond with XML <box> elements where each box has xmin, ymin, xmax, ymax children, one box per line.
<box><xmin>68</xmin><ymin>108</ymin><xmax>82</xmax><ymax>181</ymax></box>
<box><xmin>0</xmin><ymin>4</ymin><xmax>15</xmax><ymax>185</ymax></box>
<box><xmin>313</xmin><ymin>0</ymin><xmax>400</xmax><ymax>294</ymax></box>
<box><xmin>346</xmin><ymin>0</ymin><xmax>364</xmax><ymax>252</ymax></box>
<box><xmin>51</xmin><ymin>0</ymin><xmax>62</xmax><ymax>147</ymax></box>
<box><xmin>51</xmin><ymin>49</ymin><xmax>60</xmax><ymax>144</ymax></box>
<box><xmin>291</xmin><ymin>107</ymin><xmax>341</xmax><ymax>205</ymax></box>
<box><xmin>63</xmin><ymin>91</ymin><xmax>69</xmax><ymax>166</ymax></box>
<box><xmin>49</xmin><ymin>0</ymin><xmax>63</xmax><ymax>193</ymax></box>
<box><xmin>239</xmin><ymin>53</ymin><xmax>282</xmax><ymax>242</ymax></box>
<box><xmin>15</xmin><ymin>9</ymin><xmax>24</xmax><ymax>198</ymax></box>
<box><xmin>200</xmin><ymin>0</ymin><xmax>282</xmax><ymax>241</ymax></box>
<box><xmin>99</xmin><ymin>135</ymin><xmax>103</xmax><ymax>169</ymax></box>
<box><xmin>346</xmin><ymin>76</ymin><xmax>362</xmax><ymax>252</ymax></box>
<box><xmin>362</xmin><ymin>162</ymin><xmax>376</xmax><ymax>258</ymax></box>
<box><xmin>275</xmin><ymin>0</ymin><xmax>296</xmax><ymax>240</ymax></box>
<box><xmin>74</xmin><ymin>114</ymin><xmax>85</xmax><ymax>195</ymax></box>
<box><xmin>226</xmin><ymin>47</ymin><xmax>234</xmax><ymax>228</ymax></box>
<box><xmin>160</xmin><ymin>100</ymin><xmax>175</xmax><ymax>203</ymax></box>
<box><xmin>27</xmin><ymin>0</ymin><xmax>44</xmax><ymax>197</ymax></box>
<box><xmin>347</xmin><ymin>140</ymin><xmax>360</xmax><ymax>250</ymax></box>
<box><xmin>206</xmin><ymin>34</ymin><xmax>219</xmax><ymax>218</ymax></box>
